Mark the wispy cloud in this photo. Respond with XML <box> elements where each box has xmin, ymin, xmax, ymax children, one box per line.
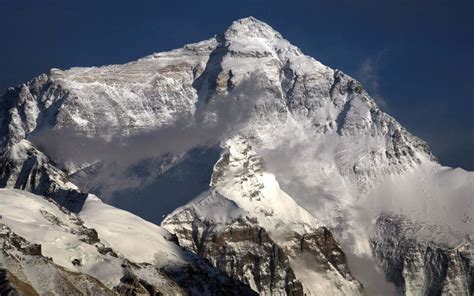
<box><xmin>357</xmin><ymin>51</ymin><xmax>389</xmax><ymax>110</ymax></box>
<box><xmin>30</xmin><ymin>74</ymin><xmax>274</xmax><ymax>199</ymax></box>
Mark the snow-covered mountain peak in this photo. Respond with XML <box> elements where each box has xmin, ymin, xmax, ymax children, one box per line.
<box><xmin>0</xmin><ymin>17</ymin><xmax>472</xmax><ymax>295</ymax></box>
<box><xmin>224</xmin><ymin>16</ymin><xmax>283</xmax><ymax>40</ymax></box>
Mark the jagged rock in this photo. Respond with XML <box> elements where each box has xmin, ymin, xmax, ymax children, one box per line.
<box><xmin>0</xmin><ymin>223</ymin><xmax>117</xmax><ymax>295</ymax></box>
<box><xmin>163</xmin><ymin>137</ymin><xmax>363</xmax><ymax>295</ymax></box>
<box><xmin>114</xmin><ymin>265</ymin><xmax>159</xmax><ymax>296</ymax></box>
<box><xmin>0</xmin><ymin>189</ymin><xmax>256</xmax><ymax>296</ymax></box>
<box><xmin>0</xmin><ymin>268</ymin><xmax>21</xmax><ymax>296</ymax></box>
<box><xmin>0</xmin><ymin>140</ymin><xmax>87</xmax><ymax>212</ymax></box>
<box><xmin>371</xmin><ymin>214</ymin><xmax>473</xmax><ymax>295</ymax></box>
<box><xmin>166</xmin><ymin>212</ymin><xmax>304</xmax><ymax>295</ymax></box>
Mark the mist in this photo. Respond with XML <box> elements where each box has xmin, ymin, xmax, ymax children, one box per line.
<box><xmin>31</xmin><ymin>77</ymin><xmax>270</xmax><ymax>168</ymax></box>
<box><xmin>29</xmin><ymin>74</ymin><xmax>275</xmax><ymax>206</ymax></box>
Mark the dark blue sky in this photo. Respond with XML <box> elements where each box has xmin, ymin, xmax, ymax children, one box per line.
<box><xmin>1</xmin><ymin>0</ymin><xmax>473</xmax><ymax>170</ymax></box>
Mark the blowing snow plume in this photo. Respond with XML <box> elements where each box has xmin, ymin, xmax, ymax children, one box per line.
<box><xmin>31</xmin><ymin>75</ymin><xmax>270</xmax><ymax>167</ymax></box>
<box><xmin>29</xmin><ymin>75</ymin><xmax>274</xmax><ymax>220</ymax></box>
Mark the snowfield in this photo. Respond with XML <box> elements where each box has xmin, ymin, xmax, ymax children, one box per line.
<box><xmin>80</xmin><ymin>194</ymin><xmax>186</xmax><ymax>266</ymax></box>
<box><xmin>0</xmin><ymin>189</ymin><xmax>125</xmax><ymax>287</ymax></box>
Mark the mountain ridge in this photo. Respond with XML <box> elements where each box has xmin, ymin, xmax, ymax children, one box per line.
<box><xmin>0</xmin><ymin>16</ymin><xmax>471</xmax><ymax>295</ymax></box>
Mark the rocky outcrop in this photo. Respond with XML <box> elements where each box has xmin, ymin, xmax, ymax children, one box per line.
<box><xmin>164</xmin><ymin>200</ymin><xmax>364</xmax><ymax>295</ymax></box>
<box><xmin>371</xmin><ymin>215</ymin><xmax>472</xmax><ymax>295</ymax></box>
<box><xmin>0</xmin><ymin>140</ymin><xmax>87</xmax><ymax>212</ymax></box>
<box><xmin>165</xmin><ymin>211</ymin><xmax>304</xmax><ymax>295</ymax></box>
<box><xmin>288</xmin><ymin>227</ymin><xmax>358</xmax><ymax>282</ymax></box>
<box><xmin>0</xmin><ymin>268</ymin><xmax>23</xmax><ymax>296</ymax></box>
<box><xmin>0</xmin><ymin>223</ymin><xmax>117</xmax><ymax>295</ymax></box>
<box><xmin>160</xmin><ymin>254</ymin><xmax>258</xmax><ymax>296</ymax></box>
<box><xmin>163</xmin><ymin>137</ymin><xmax>363</xmax><ymax>295</ymax></box>
<box><xmin>0</xmin><ymin>73</ymin><xmax>70</xmax><ymax>151</ymax></box>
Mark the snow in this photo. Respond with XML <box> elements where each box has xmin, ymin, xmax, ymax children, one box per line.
<box><xmin>225</xmin><ymin>17</ymin><xmax>283</xmax><ymax>40</ymax></box>
<box><xmin>163</xmin><ymin>136</ymin><xmax>364</xmax><ymax>295</ymax></box>
<box><xmin>79</xmin><ymin>194</ymin><xmax>186</xmax><ymax>266</ymax></box>
<box><xmin>290</xmin><ymin>257</ymin><xmax>361</xmax><ymax>296</ymax></box>
<box><xmin>210</xmin><ymin>137</ymin><xmax>321</xmax><ymax>237</ymax></box>
<box><xmin>0</xmin><ymin>189</ymin><xmax>123</xmax><ymax>287</ymax></box>
<box><xmin>364</xmin><ymin>161</ymin><xmax>473</xmax><ymax>246</ymax></box>
<box><xmin>4</xmin><ymin>139</ymin><xmax>79</xmax><ymax>191</ymax></box>
<box><xmin>2</xmin><ymin>15</ymin><xmax>472</xmax><ymax>295</ymax></box>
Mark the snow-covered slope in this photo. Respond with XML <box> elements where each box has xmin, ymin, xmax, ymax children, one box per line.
<box><xmin>0</xmin><ymin>189</ymin><xmax>256</xmax><ymax>295</ymax></box>
<box><xmin>79</xmin><ymin>193</ymin><xmax>257</xmax><ymax>295</ymax></box>
<box><xmin>1</xmin><ymin>222</ymin><xmax>116</xmax><ymax>295</ymax></box>
<box><xmin>0</xmin><ymin>16</ymin><xmax>472</xmax><ymax>295</ymax></box>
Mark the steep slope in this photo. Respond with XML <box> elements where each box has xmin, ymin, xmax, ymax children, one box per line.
<box><xmin>0</xmin><ymin>189</ymin><xmax>255</xmax><ymax>295</ymax></box>
<box><xmin>1</xmin><ymin>223</ymin><xmax>116</xmax><ymax>296</ymax></box>
<box><xmin>79</xmin><ymin>193</ymin><xmax>256</xmax><ymax>296</ymax></box>
<box><xmin>0</xmin><ymin>38</ymin><xmax>215</xmax><ymax>147</ymax></box>
<box><xmin>163</xmin><ymin>137</ymin><xmax>363</xmax><ymax>295</ymax></box>
<box><xmin>371</xmin><ymin>215</ymin><xmax>472</xmax><ymax>296</ymax></box>
<box><xmin>0</xmin><ymin>139</ymin><xmax>87</xmax><ymax>212</ymax></box>
<box><xmin>0</xmin><ymin>16</ymin><xmax>472</xmax><ymax>294</ymax></box>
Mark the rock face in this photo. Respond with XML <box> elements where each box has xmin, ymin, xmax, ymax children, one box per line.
<box><xmin>371</xmin><ymin>215</ymin><xmax>473</xmax><ymax>296</ymax></box>
<box><xmin>0</xmin><ymin>16</ymin><xmax>472</xmax><ymax>295</ymax></box>
<box><xmin>165</xmin><ymin>208</ymin><xmax>306</xmax><ymax>295</ymax></box>
<box><xmin>0</xmin><ymin>139</ymin><xmax>87</xmax><ymax>212</ymax></box>
<box><xmin>0</xmin><ymin>140</ymin><xmax>87</xmax><ymax>212</ymax></box>
<box><xmin>163</xmin><ymin>137</ymin><xmax>363</xmax><ymax>295</ymax></box>
<box><xmin>0</xmin><ymin>268</ymin><xmax>17</xmax><ymax>296</ymax></box>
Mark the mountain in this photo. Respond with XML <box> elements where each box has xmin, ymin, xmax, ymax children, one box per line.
<box><xmin>0</xmin><ymin>17</ymin><xmax>472</xmax><ymax>295</ymax></box>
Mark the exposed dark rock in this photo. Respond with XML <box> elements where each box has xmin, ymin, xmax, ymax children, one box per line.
<box><xmin>165</xmin><ymin>212</ymin><xmax>303</xmax><ymax>295</ymax></box>
<box><xmin>0</xmin><ymin>140</ymin><xmax>87</xmax><ymax>212</ymax></box>
<box><xmin>0</xmin><ymin>268</ymin><xmax>19</xmax><ymax>296</ymax></box>
<box><xmin>371</xmin><ymin>214</ymin><xmax>472</xmax><ymax>295</ymax></box>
